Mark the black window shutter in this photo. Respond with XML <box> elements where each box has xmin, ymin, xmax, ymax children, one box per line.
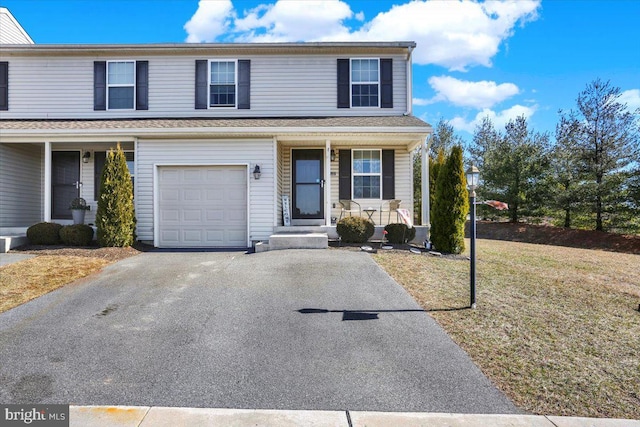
<box><xmin>136</xmin><ymin>61</ymin><xmax>149</xmax><ymax>110</ymax></box>
<box><xmin>380</xmin><ymin>58</ymin><xmax>393</xmax><ymax>108</ymax></box>
<box><xmin>337</xmin><ymin>59</ymin><xmax>350</xmax><ymax>108</ymax></box>
<box><xmin>195</xmin><ymin>60</ymin><xmax>208</xmax><ymax>109</ymax></box>
<box><xmin>94</xmin><ymin>61</ymin><xmax>106</xmax><ymax>111</ymax></box>
<box><xmin>94</xmin><ymin>151</ymin><xmax>107</xmax><ymax>200</ymax></box>
<box><xmin>237</xmin><ymin>59</ymin><xmax>250</xmax><ymax>109</ymax></box>
<box><xmin>339</xmin><ymin>149</ymin><xmax>352</xmax><ymax>199</ymax></box>
<box><xmin>0</xmin><ymin>62</ymin><xmax>8</xmax><ymax>111</ymax></box>
<box><xmin>382</xmin><ymin>150</ymin><xmax>395</xmax><ymax>199</ymax></box>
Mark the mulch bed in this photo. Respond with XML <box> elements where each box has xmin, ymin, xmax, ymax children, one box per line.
<box><xmin>13</xmin><ymin>242</ymin><xmax>153</xmax><ymax>262</ymax></box>
<box><xmin>470</xmin><ymin>221</ymin><xmax>640</xmax><ymax>255</ymax></box>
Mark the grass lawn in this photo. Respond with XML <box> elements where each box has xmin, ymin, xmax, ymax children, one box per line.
<box><xmin>372</xmin><ymin>239</ymin><xmax>640</xmax><ymax>419</ymax></box>
<box><xmin>0</xmin><ymin>255</ymin><xmax>111</xmax><ymax>313</ymax></box>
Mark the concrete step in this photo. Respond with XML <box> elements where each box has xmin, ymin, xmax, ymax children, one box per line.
<box><xmin>268</xmin><ymin>232</ymin><xmax>328</xmax><ymax>250</ymax></box>
<box><xmin>0</xmin><ymin>235</ymin><xmax>28</xmax><ymax>253</ymax></box>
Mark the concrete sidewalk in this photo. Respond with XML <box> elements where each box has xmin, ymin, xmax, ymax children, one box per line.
<box><xmin>70</xmin><ymin>406</ymin><xmax>640</xmax><ymax>427</ymax></box>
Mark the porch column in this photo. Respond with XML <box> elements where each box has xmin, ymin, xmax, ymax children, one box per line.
<box><xmin>44</xmin><ymin>141</ymin><xmax>52</xmax><ymax>222</ymax></box>
<box><xmin>325</xmin><ymin>139</ymin><xmax>332</xmax><ymax>226</ymax></box>
<box><xmin>421</xmin><ymin>134</ymin><xmax>431</xmax><ymax>240</ymax></box>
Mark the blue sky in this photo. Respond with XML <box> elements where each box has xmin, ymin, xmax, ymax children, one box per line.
<box><xmin>3</xmin><ymin>0</ymin><xmax>639</xmax><ymax>140</ymax></box>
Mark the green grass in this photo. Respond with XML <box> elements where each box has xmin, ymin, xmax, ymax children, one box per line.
<box><xmin>372</xmin><ymin>240</ymin><xmax>640</xmax><ymax>418</ymax></box>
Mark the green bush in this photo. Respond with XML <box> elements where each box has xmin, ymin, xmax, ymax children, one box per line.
<box><xmin>26</xmin><ymin>222</ymin><xmax>62</xmax><ymax>245</ymax></box>
<box><xmin>337</xmin><ymin>216</ymin><xmax>375</xmax><ymax>243</ymax></box>
<box><xmin>59</xmin><ymin>224</ymin><xmax>94</xmax><ymax>246</ymax></box>
<box><xmin>431</xmin><ymin>145</ymin><xmax>469</xmax><ymax>254</ymax></box>
<box><xmin>96</xmin><ymin>143</ymin><xmax>136</xmax><ymax>247</ymax></box>
<box><xmin>384</xmin><ymin>223</ymin><xmax>416</xmax><ymax>244</ymax></box>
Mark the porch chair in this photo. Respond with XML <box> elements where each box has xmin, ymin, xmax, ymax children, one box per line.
<box><xmin>338</xmin><ymin>199</ymin><xmax>362</xmax><ymax>221</ymax></box>
<box><xmin>379</xmin><ymin>199</ymin><xmax>402</xmax><ymax>224</ymax></box>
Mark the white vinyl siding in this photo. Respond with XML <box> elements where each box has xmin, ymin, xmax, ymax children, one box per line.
<box><xmin>0</xmin><ymin>143</ymin><xmax>43</xmax><ymax>227</ymax></box>
<box><xmin>0</xmin><ymin>9</ymin><xmax>34</xmax><ymax>44</ymax></box>
<box><xmin>136</xmin><ymin>138</ymin><xmax>275</xmax><ymax>244</ymax></box>
<box><xmin>0</xmin><ymin>54</ymin><xmax>407</xmax><ymax>118</ymax></box>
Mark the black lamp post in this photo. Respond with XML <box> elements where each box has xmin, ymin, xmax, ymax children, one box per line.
<box><xmin>466</xmin><ymin>165</ymin><xmax>480</xmax><ymax>309</ymax></box>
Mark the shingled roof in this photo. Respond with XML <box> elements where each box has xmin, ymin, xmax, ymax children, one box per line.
<box><xmin>0</xmin><ymin>115</ymin><xmax>431</xmax><ymax>131</ymax></box>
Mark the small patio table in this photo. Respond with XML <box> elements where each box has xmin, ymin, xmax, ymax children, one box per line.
<box><xmin>363</xmin><ymin>207</ymin><xmax>377</xmax><ymax>224</ymax></box>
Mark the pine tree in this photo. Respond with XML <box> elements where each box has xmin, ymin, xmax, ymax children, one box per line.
<box><xmin>567</xmin><ymin>79</ymin><xmax>640</xmax><ymax>231</ymax></box>
<box><xmin>96</xmin><ymin>143</ymin><xmax>136</xmax><ymax>247</ymax></box>
<box><xmin>431</xmin><ymin>145</ymin><xmax>469</xmax><ymax>254</ymax></box>
<box><xmin>429</xmin><ymin>148</ymin><xmax>446</xmax><ymax>224</ymax></box>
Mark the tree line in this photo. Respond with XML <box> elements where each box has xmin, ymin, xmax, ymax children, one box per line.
<box><xmin>415</xmin><ymin>78</ymin><xmax>640</xmax><ymax>235</ymax></box>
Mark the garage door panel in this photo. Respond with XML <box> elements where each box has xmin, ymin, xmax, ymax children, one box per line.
<box><xmin>161</xmin><ymin>209</ymin><xmax>180</xmax><ymax>222</ymax></box>
<box><xmin>183</xmin><ymin>209</ymin><xmax>202</xmax><ymax>222</ymax></box>
<box><xmin>160</xmin><ymin>188</ymin><xmax>180</xmax><ymax>201</ymax></box>
<box><xmin>184</xmin><ymin>189</ymin><xmax>202</xmax><ymax>201</ymax></box>
<box><xmin>158</xmin><ymin>165</ymin><xmax>247</xmax><ymax>248</ymax></box>
<box><xmin>206</xmin><ymin>189</ymin><xmax>224</xmax><ymax>201</ymax></box>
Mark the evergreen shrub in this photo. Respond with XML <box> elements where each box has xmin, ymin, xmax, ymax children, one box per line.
<box><xmin>59</xmin><ymin>224</ymin><xmax>94</xmax><ymax>246</ymax></box>
<box><xmin>336</xmin><ymin>216</ymin><xmax>375</xmax><ymax>243</ymax></box>
<box><xmin>26</xmin><ymin>222</ymin><xmax>62</xmax><ymax>245</ymax></box>
<box><xmin>384</xmin><ymin>223</ymin><xmax>416</xmax><ymax>244</ymax></box>
<box><xmin>96</xmin><ymin>143</ymin><xmax>136</xmax><ymax>247</ymax></box>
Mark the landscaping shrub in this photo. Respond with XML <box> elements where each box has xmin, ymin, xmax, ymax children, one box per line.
<box><xmin>96</xmin><ymin>143</ymin><xmax>136</xmax><ymax>247</ymax></box>
<box><xmin>337</xmin><ymin>216</ymin><xmax>375</xmax><ymax>243</ymax></box>
<box><xmin>431</xmin><ymin>145</ymin><xmax>469</xmax><ymax>254</ymax></box>
<box><xmin>26</xmin><ymin>222</ymin><xmax>62</xmax><ymax>245</ymax></box>
<box><xmin>59</xmin><ymin>224</ymin><xmax>94</xmax><ymax>246</ymax></box>
<box><xmin>384</xmin><ymin>223</ymin><xmax>416</xmax><ymax>244</ymax></box>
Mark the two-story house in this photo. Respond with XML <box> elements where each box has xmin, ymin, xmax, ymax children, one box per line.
<box><xmin>0</xmin><ymin>8</ymin><xmax>432</xmax><ymax>250</ymax></box>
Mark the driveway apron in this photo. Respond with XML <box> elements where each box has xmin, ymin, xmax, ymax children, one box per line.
<box><xmin>0</xmin><ymin>250</ymin><xmax>519</xmax><ymax>413</ymax></box>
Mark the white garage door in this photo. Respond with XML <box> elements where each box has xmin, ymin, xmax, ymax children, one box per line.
<box><xmin>158</xmin><ymin>165</ymin><xmax>247</xmax><ymax>247</ymax></box>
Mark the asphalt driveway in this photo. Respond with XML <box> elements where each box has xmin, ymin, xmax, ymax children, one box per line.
<box><xmin>0</xmin><ymin>249</ymin><xmax>519</xmax><ymax>413</ymax></box>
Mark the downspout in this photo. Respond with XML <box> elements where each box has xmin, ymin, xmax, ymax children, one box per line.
<box><xmin>405</xmin><ymin>45</ymin><xmax>414</xmax><ymax>116</ymax></box>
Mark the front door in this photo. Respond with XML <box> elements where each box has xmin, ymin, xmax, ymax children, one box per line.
<box><xmin>292</xmin><ymin>149</ymin><xmax>324</xmax><ymax>219</ymax></box>
<box><xmin>52</xmin><ymin>151</ymin><xmax>80</xmax><ymax>219</ymax></box>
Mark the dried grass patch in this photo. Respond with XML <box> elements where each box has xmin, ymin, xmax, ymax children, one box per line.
<box><xmin>0</xmin><ymin>255</ymin><xmax>111</xmax><ymax>313</ymax></box>
<box><xmin>372</xmin><ymin>240</ymin><xmax>640</xmax><ymax>419</ymax></box>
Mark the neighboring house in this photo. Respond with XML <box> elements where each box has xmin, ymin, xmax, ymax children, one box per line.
<box><xmin>0</xmin><ymin>9</ymin><xmax>432</xmax><ymax>249</ymax></box>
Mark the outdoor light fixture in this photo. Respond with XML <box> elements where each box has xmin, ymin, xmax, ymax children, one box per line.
<box><xmin>465</xmin><ymin>165</ymin><xmax>480</xmax><ymax>309</ymax></box>
<box><xmin>253</xmin><ymin>164</ymin><xmax>261</xmax><ymax>180</ymax></box>
<box><xmin>82</xmin><ymin>151</ymin><xmax>91</xmax><ymax>163</ymax></box>
<box><xmin>331</xmin><ymin>149</ymin><xmax>336</xmax><ymax>162</ymax></box>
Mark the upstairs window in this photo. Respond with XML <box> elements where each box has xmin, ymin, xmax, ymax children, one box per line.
<box><xmin>210</xmin><ymin>60</ymin><xmax>236</xmax><ymax>107</ymax></box>
<box><xmin>107</xmin><ymin>61</ymin><xmax>135</xmax><ymax>110</ymax></box>
<box><xmin>351</xmin><ymin>59</ymin><xmax>379</xmax><ymax>107</ymax></box>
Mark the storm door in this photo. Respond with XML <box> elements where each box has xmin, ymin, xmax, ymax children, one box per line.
<box><xmin>292</xmin><ymin>149</ymin><xmax>324</xmax><ymax>219</ymax></box>
<box><xmin>52</xmin><ymin>151</ymin><xmax>80</xmax><ymax>219</ymax></box>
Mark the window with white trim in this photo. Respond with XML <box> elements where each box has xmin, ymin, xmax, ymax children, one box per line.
<box><xmin>210</xmin><ymin>60</ymin><xmax>236</xmax><ymax>107</ymax></box>
<box><xmin>352</xmin><ymin>149</ymin><xmax>381</xmax><ymax>199</ymax></box>
<box><xmin>107</xmin><ymin>61</ymin><xmax>135</xmax><ymax>109</ymax></box>
<box><xmin>351</xmin><ymin>58</ymin><xmax>379</xmax><ymax>107</ymax></box>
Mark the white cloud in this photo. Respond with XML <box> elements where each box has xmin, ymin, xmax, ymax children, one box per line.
<box><xmin>234</xmin><ymin>0</ymin><xmax>354</xmax><ymax>42</ymax></box>
<box><xmin>184</xmin><ymin>0</ymin><xmax>235</xmax><ymax>43</ymax></box>
<box><xmin>619</xmin><ymin>89</ymin><xmax>640</xmax><ymax>111</ymax></box>
<box><xmin>183</xmin><ymin>0</ymin><xmax>541</xmax><ymax>70</ymax></box>
<box><xmin>450</xmin><ymin>104</ymin><xmax>537</xmax><ymax>133</ymax></box>
<box><xmin>347</xmin><ymin>0</ymin><xmax>540</xmax><ymax>70</ymax></box>
<box><xmin>425</xmin><ymin>76</ymin><xmax>520</xmax><ymax>108</ymax></box>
